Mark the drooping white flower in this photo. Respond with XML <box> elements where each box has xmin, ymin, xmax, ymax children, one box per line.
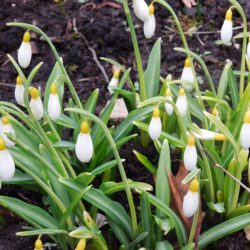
<box><xmin>183</xmin><ymin>179</ymin><xmax>199</xmax><ymax>218</ymax></box>
<box><xmin>0</xmin><ymin>116</ymin><xmax>15</xmax><ymax>147</ymax></box>
<box><xmin>29</xmin><ymin>87</ymin><xmax>44</xmax><ymax>121</ymax></box>
<box><xmin>220</xmin><ymin>9</ymin><xmax>233</xmax><ymax>45</ymax></box>
<box><xmin>48</xmin><ymin>83</ymin><xmax>61</xmax><ymax>121</ymax></box>
<box><xmin>148</xmin><ymin>107</ymin><xmax>162</xmax><ymax>140</ymax></box>
<box><xmin>176</xmin><ymin>87</ymin><xmax>188</xmax><ymax>117</ymax></box>
<box><xmin>240</xmin><ymin>110</ymin><xmax>250</xmax><ymax>150</ymax></box>
<box><xmin>108</xmin><ymin>69</ymin><xmax>120</xmax><ymax>95</ymax></box>
<box><xmin>247</xmin><ymin>38</ymin><xmax>250</xmax><ymax>59</ymax></box>
<box><xmin>133</xmin><ymin>0</ymin><xmax>149</xmax><ymax>22</ymax></box>
<box><xmin>15</xmin><ymin>75</ymin><xmax>24</xmax><ymax>105</ymax></box>
<box><xmin>75</xmin><ymin>239</ymin><xmax>86</xmax><ymax>250</ymax></box>
<box><xmin>143</xmin><ymin>4</ymin><xmax>156</xmax><ymax>39</ymax></box>
<box><xmin>183</xmin><ymin>135</ymin><xmax>197</xmax><ymax>171</ymax></box>
<box><xmin>34</xmin><ymin>237</ymin><xmax>43</xmax><ymax>250</ymax></box>
<box><xmin>18</xmin><ymin>31</ymin><xmax>32</xmax><ymax>68</ymax></box>
<box><xmin>75</xmin><ymin>121</ymin><xmax>94</xmax><ymax>163</ymax></box>
<box><xmin>165</xmin><ymin>88</ymin><xmax>173</xmax><ymax>116</ymax></box>
<box><xmin>192</xmin><ymin>128</ymin><xmax>227</xmax><ymax>141</ymax></box>
<box><xmin>181</xmin><ymin>58</ymin><xmax>194</xmax><ymax>91</ymax></box>
<box><xmin>0</xmin><ymin>137</ymin><xmax>15</xmax><ymax>180</ymax></box>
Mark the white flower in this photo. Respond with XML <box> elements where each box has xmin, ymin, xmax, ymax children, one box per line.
<box><xmin>181</xmin><ymin>58</ymin><xmax>194</xmax><ymax>91</ymax></box>
<box><xmin>148</xmin><ymin>107</ymin><xmax>162</xmax><ymax>140</ymax></box>
<box><xmin>18</xmin><ymin>31</ymin><xmax>32</xmax><ymax>68</ymax></box>
<box><xmin>192</xmin><ymin>128</ymin><xmax>226</xmax><ymax>141</ymax></box>
<box><xmin>48</xmin><ymin>83</ymin><xmax>61</xmax><ymax>121</ymax></box>
<box><xmin>133</xmin><ymin>0</ymin><xmax>149</xmax><ymax>22</ymax></box>
<box><xmin>176</xmin><ymin>87</ymin><xmax>188</xmax><ymax>117</ymax></box>
<box><xmin>143</xmin><ymin>4</ymin><xmax>156</xmax><ymax>39</ymax></box>
<box><xmin>75</xmin><ymin>121</ymin><xmax>94</xmax><ymax>163</ymax></box>
<box><xmin>0</xmin><ymin>137</ymin><xmax>15</xmax><ymax>180</ymax></box>
<box><xmin>15</xmin><ymin>75</ymin><xmax>24</xmax><ymax>105</ymax></box>
<box><xmin>183</xmin><ymin>135</ymin><xmax>197</xmax><ymax>171</ymax></box>
<box><xmin>220</xmin><ymin>9</ymin><xmax>233</xmax><ymax>45</ymax></box>
<box><xmin>0</xmin><ymin>116</ymin><xmax>15</xmax><ymax>147</ymax></box>
<box><xmin>108</xmin><ymin>69</ymin><xmax>120</xmax><ymax>94</ymax></box>
<box><xmin>240</xmin><ymin>110</ymin><xmax>250</xmax><ymax>150</ymax></box>
<box><xmin>75</xmin><ymin>239</ymin><xmax>86</xmax><ymax>250</ymax></box>
<box><xmin>34</xmin><ymin>238</ymin><xmax>43</xmax><ymax>250</ymax></box>
<box><xmin>165</xmin><ymin>88</ymin><xmax>173</xmax><ymax>116</ymax></box>
<box><xmin>183</xmin><ymin>179</ymin><xmax>199</xmax><ymax>218</ymax></box>
<box><xmin>29</xmin><ymin>87</ymin><xmax>43</xmax><ymax>121</ymax></box>
<box><xmin>247</xmin><ymin>38</ymin><xmax>250</xmax><ymax>59</ymax></box>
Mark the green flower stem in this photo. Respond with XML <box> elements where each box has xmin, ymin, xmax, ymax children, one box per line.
<box><xmin>65</xmin><ymin>108</ymin><xmax>138</xmax><ymax>233</ymax></box>
<box><xmin>121</xmin><ymin>1</ymin><xmax>147</xmax><ymax>101</ymax></box>
<box><xmin>188</xmin><ymin>201</ymin><xmax>199</xmax><ymax>244</ymax></box>
<box><xmin>229</xmin><ymin>0</ymin><xmax>248</xmax><ymax>98</ymax></box>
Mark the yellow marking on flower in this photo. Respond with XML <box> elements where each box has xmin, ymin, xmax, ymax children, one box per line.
<box><xmin>29</xmin><ymin>87</ymin><xmax>39</xmax><ymax>99</ymax></box>
<box><xmin>153</xmin><ymin>107</ymin><xmax>160</xmax><ymax>118</ymax></box>
<box><xmin>113</xmin><ymin>70</ymin><xmax>120</xmax><ymax>79</ymax></box>
<box><xmin>16</xmin><ymin>75</ymin><xmax>23</xmax><ymax>85</ymax></box>
<box><xmin>189</xmin><ymin>179</ymin><xmax>199</xmax><ymax>192</ymax></box>
<box><xmin>187</xmin><ymin>135</ymin><xmax>195</xmax><ymax>146</ymax></box>
<box><xmin>0</xmin><ymin>138</ymin><xmax>6</xmax><ymax>151</ymax></box>
<box><xmin>225</xmin><ymin>9</ymin><xmax>232</xmax><ymax>21</ymax></box>
<box><xmin>179</xmin><ymin>87</ymin><xmax>185</xmax><ymax>96</ymax></box>
<box><xmin>34</xmin><ymin>238</ymin><xmax>43</xmax><ymax>250</ymax></box>
<box><xmin>214</xmin><ymin>133</ymin><xmax>227</xmax><ymax>141</ymax></box>
<box><xmin>244</xmin><ymin>110</ymin><xmax>250</xmax><ymax>124</ymax></box>
<box><xmin>166</xmin><ymin>88</ymin><xmax>171</xmax><ymax>97</ymax></box>
<box><xmin>149</xmin><ymin>3</ymin><xmax>155</xmax><ymax>15</ymax></box>
<box><xmin>212</xmin><ymin>108</ymin><xmax>219</xmax><ymax>116</ymax></box>
<box><xmin>80</xmin><ymin>121</ymin><xmax>90</xmax><ymax>134</ymax></box>
<box><xmin>76</xmin><ymin>239</ymin><xmax>86</xmax><ymax>250</ymax></box>
<box><xmin>184</xmin><ymin>58</ymin><xmax>192</xmax><ymax>68</ymax></box>
<box><xmin>50</xmin><ymin>83</ymin><xmax>58</xmax><ymax>94</ymax></box>
<box><xmin>2</xmin><ymin>116</ymin><xmax>10</xmax><ymax>125</ymax></box>
<box><xmin>23</xmin><ymin>31</ymin><xmax>31</xmax><ymax>43</ymax></box>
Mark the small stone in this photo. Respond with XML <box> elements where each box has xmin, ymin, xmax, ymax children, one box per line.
<box><xmin>110</xmin><ymin>98</ymin><xmax>128</xmax><ymax>121</ymax></box>
<box><xmin>244</xmin><ymin>225</ymin><xmax>250</xmax><ymax>241</ymax></box>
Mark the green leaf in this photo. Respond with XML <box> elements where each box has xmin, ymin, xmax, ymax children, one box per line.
<box><xmin>217</xmin><ymin>63</ymin><xmax>230</xmax><ymax>99</ymax></box>
<box><xmin>69</xmin><ymin>226</ymin><xmax>94</xmax><ymax>239</ymax></box>
<box><xmin>1</xmin><ymin>170</ymin><xmax>34</xmax><ymax>185</ymax></box>
<box><xmin>17</xmin><ymin>229</ymin><xmax>67</xmax><ymax>236</ymax></box>
<box><xmin>228</xmin><ymin>205</ymin><xmax>250</xmax><ymax>219</ymax></box>
<box><xmin>181</xmin><ymin>243</ymin><xmax>195</xmax><ymax>250</ymax></box>
<box><xmin>85</xmin><ymin>88</ymin><xmax>99</xmax><ymax>114</ymax></box>
<box><xmin>113</xmin><ymin>88</ymin><xmax>136</xmax><ymax>111</ymax></box>
<box><xmin>56</xmin><ymin>114</ymin><xmax>78</xmax><ymax>129</ymax></box>
<box><xmin>181</xmin><ymin>169</ymin><xmax>201</xmax><ymax>185</ymax></box>
<box><xmin>207</xmin><ymin>202</ymin><xmax>225</xmax><ymax>213</ymax></box>
<box><xmin>53</xmin><ymin>140</ymin><xmax>75</xmax><ymax>150</ymax></box>
<box><xmin>156</xmin><ymin>241</ymin><xmax>174</xmax><ymax>250</ymax></box>
<box><xmin>154</xmin><ymin>216</ymin><xmax>173</xmax><ymax>235</ymax></box>
<box><xmin>228</xmin><ymin>67</ymin><xmax>239</xmax><ymax>109</ymax></box>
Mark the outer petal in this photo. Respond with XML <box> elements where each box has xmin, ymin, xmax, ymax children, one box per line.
<box><xmin>75</xmin><ymin>133</ymin><xmax>94</xmax><ymax>163</ymax></box>
<box><xmin>183</xmin><ymin>191</ymin><xmax>199</xmax><ymax>218</ymax></box>
<box><xmin>240</xmin><ymin>124</ymin><xmax>250</xmax><ymax>150</ymax></box>
<box><xmin>108</xmin><ymin>77</ymin><xmax>119</xmax><ymax>94</ymax></box>
<box><xmin>30</xmin><ymin>97</ymin><xmax>44</xmax><ymax>120</ymax></box>
<box><xmin>193</xmin><ymin>129</ymin><xmax>215</xmax><ymax>140</ymax></box>
<box><xmin>48</xmin><ymin>94</ymin><xmax>61</xmax><ymax>121</ymax></box>
<box><xmin>18</xmin><ymin>42</ymin><xmax>32</xmax><ymax>68</ymax></box>
<box><xmin>143</xmin><ymin>15</ymin><xmax>156</xmax><ymax>39</ymax></box>
<box><xmin>0</xmin><ymin>149</ymin><xmax>15</xmax><ymax>180</ymax></box>
<box><xmin>181</xmin><ymin>67</ymin><xmax>194</xmax><ymax>91</ymax></box>
<box><xmin>15</xmin><ymin>84</ymin><xmax>24</xmax><ymax>105</ymax></box>
<box><xmin>165</xmin><ymin>96</ymin><xmax>173</xmax><ymax>115</ymax></box>
<box><xmin>1</xmin><ymin>124</ymin><xmax>15</xmax><ymax>147</ymax></box>
<box><xmin>176</xmin><ymin>95</ymin><xmax>188</xmax><ymax>117</ymax></box>
<box><xmin>247</xmin><ymin>43</ymin><xmax>250</xmax><ymax>59</ymax></box>
<box><xmin>133</xmin><ymin>0</ymin><xmax>149</xmax><ymax>22</ymax></box>
<box><xmin>148</xmin><ymin>117</ymin><xmax>162</xmax><ymax>140</ymax></box>
<box><xmin>183</xmin><ymin>145</ymin><xmax>197</xmax><ymax>171</ymax></box>
<box><xmin>220</xmin><ymin>20</ymin><xmax>233</xmax><ymax>45</ymax></box>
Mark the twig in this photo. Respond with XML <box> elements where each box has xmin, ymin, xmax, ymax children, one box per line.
<box><xmin>72</xmin><ymin>17</ymin><xmax>109</xmax><ymax>83</ymax></box>
<box><xmin>0</xmin><ymin>82</ymin><xmax>15</xmax><ymax>88</ymax></box>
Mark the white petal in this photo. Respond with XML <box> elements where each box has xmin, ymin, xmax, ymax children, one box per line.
<box><xmin>0</xmin><ymin>149</ymin><xmax>15</xmax><ymax>180</ymax></box>
<box><xmin>240</xmin><ymin>124</ymin><xmax>250</xmax><ymax>150</ymax></box>
<box><xmin>30</xmin><ymin>98</ymin><xmax>44</xmax><ymax>120</ymax></box>
<box><xmin>108</xmin><ymin>78</ymin><xmax>119</xmax><ymax>94</ymax></box>
<box><xmin>193</xmin><ymin>129</ymin><xmax>215</xmax><ymax>140</ymax></box>
<box><xmin>133</xmin><ymin>0</ymin><xmax>149</xmax><ymax>22</ymax></box>
<box><xmin>18</xmin><ymin>42</ymin><xmax>32</xmax><ymax>68</ymax></box>
<box><xmin>183</xmin><ymin>145</ymin><xmax>197</xmax><ymax>171</ymax></box>
<box><xmin>1</xmin><ymin>124</ymin><xmax>15</xmax><ymax>147</ymax></box>
<box><xmin>75</xmin><ymin>133</ymin><xmax>94</xmax><ymax>163</ymax></box>
<box><xmin>181</xmin><ymin>67</ymin><xmax>194</xmax><ymax>91</ymax></box>
<box><xmin>165</xmin><ymin>96</ymin><xmax>173</xmax><ymax>115</ymax></box>
<box><xmin>247</xmin><ymin>43</ymin><xmax>250</xmax><ymax>59</ymax></box>
<box><xmin>176</xmin><ymin>95</ymin><xmax>188</xmax><ymax>117</ymax></box>
<box><xmin>48</xmin><ymin>94</ymin><xmax>61</xmax><ymax>121</ymax></box>
<box><xmin>183</xmin><ymin>191</ymin><xmax>199</xmax><ymax>218</ymax></box>
<box><xmin>148</xmin><ymin>117</ymin><xmax>162</xmax><ymax>140</ymax></box>
<box><xmin>143</xmin><ymin>15</ymin><xmax>156</xmax><ymax>39</ymax></box>
<box><xmin>15</xmin><ymin>84</ymin><xmax>24</xmax><ymax>105</ymax></box>
<box><xmin>220</xmin><ymin>20</ymin><xmax>233</xmax><ymax>45</ymax></box>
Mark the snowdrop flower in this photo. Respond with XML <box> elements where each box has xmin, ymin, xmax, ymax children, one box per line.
<box><xmin>0</xmin><ymin>116</ymin><xmax>15</xmax><ymax>147</ymax></box>
<box><xmin>181</xmin><ymin>58</ymin><xmax>194</xmax><ymax>91</ymax></box>
<box><xmin>165</xmin><ymin>88</ymin><xmax>173</xmax><ymax>116</ymax></box>
<box><xmin>75</xmin><ymin>121</ymin><xmax>94</xmax><ymax>163</ymax></box>
<box><xmin>18</xmin><ymin>31</ymin><xmax>32</xmax><ymax>68</ymax></box>
<box><xmin>34</xmin><ymin>237</ymin><xmax>43</xmax><ymax>250</ymax></box>
<box><xmin>193</xmin><ymin>129</ymin><xmax>227</xmax><ymax>141</ymax></box>
<box><xmin>143</xmin><ymin>3</ymin><xmax>156</xmax><ymax>39</ymax></box>
<box><xmin>29</xmin><ymin>87</ymin><xmax>44</xmax><ymax>120</ymax></box>
<box><xmin>220</xmin><ymin>9</ymin><xmax>233</xmax><ymax>45</ymax></box>
<box><xmin>247</xmin><ymin>37</ymin><xmax>250</xmax><ymax>59</ymax></box>
<box><xmin>133</xmin><ymin>0</ymin><xmax>149</xmax><ymax>22</ymax></box>
<box><xmin>240</xmin><ymin>110</ymin><xmax>250</xmax><ymax>150</ymax></box>
<box><xmin>183</xmin><ymin>179</ymin><xmax>199</xmax><ymax>218</ymax></box>
<box><xmin>75</xmin><ymin>239</ymin><xmax>86</xmax><ymax>250</ymax></box>
<box><xmin>108</xmin><ymin>69</ymin><xmax>120</xmax><ymax>94</ymax></box>
<box><xmin>176</xmin><ymin>87</ymin><xmax>188</xmax><ymax>117</ymax></box>
<box><xmin>183</xmin><ymin>135</ymin><xmax>197</xmax><ymax>171</ymax></box>
<box><xmin>0</xmin><ymin>137</ymin><xmax>15</xmax><ymax>180</ymax></box>
<box><xmin>48</xmin><ymin>83</ymin><xmax>61</xmax><ymax>121</ymax></box>
<box><xmin>15</xmin><ymin>75</ymin><xmax>24</xmax><ymax>105</ymax></box>
<box><xmin>148</xmin><ymin>107</ymin><xmax>162</xmax><ymax>140</ymax></box>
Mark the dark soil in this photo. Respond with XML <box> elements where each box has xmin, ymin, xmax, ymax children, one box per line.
<box><xmin>1</xmin><ymin>0</ymin><xmax>250</xmax><ymax>249</ymax></box>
